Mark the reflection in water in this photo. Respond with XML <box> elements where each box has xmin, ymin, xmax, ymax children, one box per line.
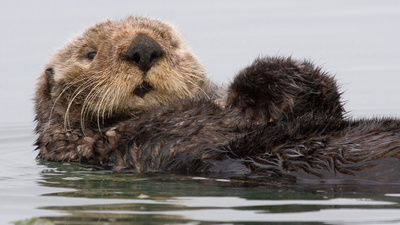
<box><xmin>29</xmin><ymin>161</ymin><xmax>400</xmax><ymax>225</ymax></box>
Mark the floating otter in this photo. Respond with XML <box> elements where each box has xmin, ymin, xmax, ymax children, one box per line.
<box><xmin>35</xmin><ymin>16</ymin><xmax>400</xmax><ymax>185</ymax></box>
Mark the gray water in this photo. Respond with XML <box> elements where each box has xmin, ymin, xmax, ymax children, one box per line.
<box><xmin>1</xmin><ymin>0</ymin><xmax>400</xmax><ymax>224</ymax></box>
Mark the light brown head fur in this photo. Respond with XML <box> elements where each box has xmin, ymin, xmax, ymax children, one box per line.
<box><xmin>35</xmin><ymin>16</ymin><xmax>212</xmax><ymax>132</ymax></box>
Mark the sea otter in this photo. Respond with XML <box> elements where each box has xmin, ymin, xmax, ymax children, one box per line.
<box><xmin>35</xmin><ymin>16</ymin><xmax>400</xmax><ymax>185</ymax></box>
<box><xmin>35</xmin><ymin>16</ymin><xmax>343</xmax><ymax>165</ymax></box>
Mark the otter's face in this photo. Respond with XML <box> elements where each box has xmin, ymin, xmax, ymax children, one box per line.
<box><xmin>37</xmin><ymin>16</ymin><xmax>209</xmax><ymax>129</ymax></box>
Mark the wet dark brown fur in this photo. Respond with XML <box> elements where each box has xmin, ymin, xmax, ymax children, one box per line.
<box><xmin>226</xmin><ymin>116</ymin><xmax>400</xmax><ymax>184</ymax></box>
<box><xmin>227</xmin><ymin>57</ymin><xmax>344</xmax><ymax>123</ymax></box>
<box><xmin>35</xmin><ymin>17</ymin><xmax>400</xmax><ymax>185</ymax></box>
<box><xmin>113</xmin><ymin>109</ymin><xmax>400</xmax><ymax>184</ymax></box>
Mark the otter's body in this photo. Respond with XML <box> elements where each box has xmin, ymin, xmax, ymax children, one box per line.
<box><xmin>35</xmin><ymin>16</ymin><xmax>400</xmax><ymax>185</ymax></box>
<box><xmin>114</xmin><ymin>106</ymin><xmax>400</xmax><ymax>184</ymax></box>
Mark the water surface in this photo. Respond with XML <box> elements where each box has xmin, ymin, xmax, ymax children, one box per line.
<box><xmin>1</xmin><ymin>0</ymin><xmax>400</xmax><ymax>224</ymax></box>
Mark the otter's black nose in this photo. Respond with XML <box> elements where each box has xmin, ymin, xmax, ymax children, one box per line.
<box><xmin>125</xmin><ymin>34</ymin><xmax>164</xmax><ymax>73</ymax></box>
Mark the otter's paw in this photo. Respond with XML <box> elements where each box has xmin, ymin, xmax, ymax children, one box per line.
<box><xmin>36</xmin><ymin>126</ymin><xmax>113</xmax><ymax>165</ymax></box>
<box><xmin>226</xmin><ymin>57</ymin><xmax>344</xmax><ymax>122</ymax></box>
<box><xmin>36</xmin><ymin>128</ymin><xmax>86</xmax><ymax>162</ymax></box>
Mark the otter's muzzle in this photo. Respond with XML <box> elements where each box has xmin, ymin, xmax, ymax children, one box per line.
<box><xmin>125</xmin><ymin>34</ymin><xmax>164</xmax><ymax>73</ymax></box>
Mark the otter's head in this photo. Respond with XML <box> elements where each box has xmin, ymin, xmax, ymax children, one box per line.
<box><xmin>35</xmin><ymin>16</ymin><xmax>210</xmax><ymax>131</ymax></box>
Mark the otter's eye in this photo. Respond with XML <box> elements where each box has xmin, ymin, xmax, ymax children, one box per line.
<box><xmin>170</xmin><ymin>41</ymin><xmax>179</xmax><ymax>49</ymax></box>
<box><xmin>87</xmin><ymin>52</ymin><xmax>97</xmax><ymax>60</ymax></box>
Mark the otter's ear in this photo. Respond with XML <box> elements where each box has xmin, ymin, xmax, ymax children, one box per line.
<box><xmin>43</xmin><ymin>68</ymin><xmax>55</xmax><ymax>95</ymax></box>
<box><xmin>35</xmin><ymin>67</ymin><xmax>55</xmax><ymax>101</ymax></box>
<box><xmin>45</xmin><ymin>68</ymin><xmax>54</xmax><ymax>85</ymax></box>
